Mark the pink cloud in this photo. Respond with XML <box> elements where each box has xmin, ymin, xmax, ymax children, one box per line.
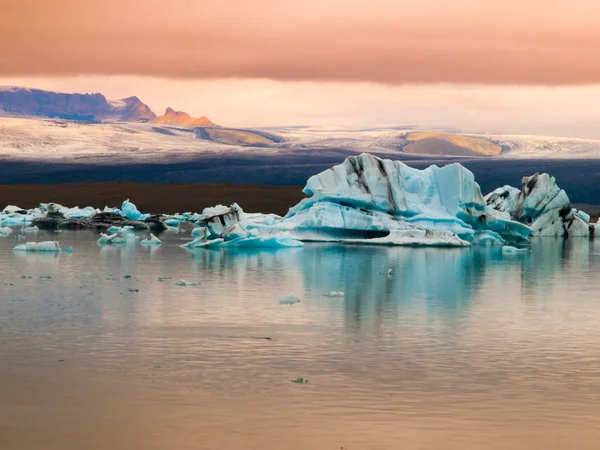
<box><xmin>1</xmin><ymin>0</ymin><xmax>600</xmax><ymax>84</ymax></box>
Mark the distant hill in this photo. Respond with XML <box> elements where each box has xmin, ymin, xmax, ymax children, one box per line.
<box><xmin>402</xmin><ymin>132</ymin><xmax>502</xmax><ymax>156</ymax></box>
<box><xmin>0</xmin><ymin>87</ymin><xmax>216</xmax><ymax>126</ymax></box>
<box><xmin>152</xmin><ymin>107</ymin><xmax>217</xmax><ymax>127</ymax></box>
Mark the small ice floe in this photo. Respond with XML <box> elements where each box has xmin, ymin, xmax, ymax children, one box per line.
<box><xmin>291</xmin><ymin>377</ymin><xmax>308</xmax><ymax>384</ymax></box>
<box><xmin>141</xmin><ymin>233</ymin><xmax>162</xmax><ymax>246</ymax></box>
<box><xmin>279</xmin><ymin>296</ymin><xmax>301</xmax><ymax>305</ymax></box>
<box><xmin>174</xmin><ymin>280</ymin><xmax>198</xmax><ymax>287</ymax></box>
<box><xmin>97</xmin><ymin>229</ymin><xmax>138</xmax><ymax>245</ymax></box>
<box><xmin>157</xmin><ymin>277</ymin><xmax>172</xmax><ymax>282</ymax></box>
<box><xmin>0</xmin><ymin>227</ymin><xmax>13</xmax><ymax>237</ymax></box>
<box><xmin>502</xmin><ymin>245</ymin><xmax>530</xmax><ymax>255</ymax></box>
<box><xmin>21</xmin><ymin>226</ymin><xmax>39</xmax><ymax>233</ymax></box>
<box><xmin>38</xmin><ymin>275</ymin><xmax>52</xmax><ymax>279</ymax></box>
<box><xmin>13</xmin><ymin>241</ymin><xmax>72</xmax><ymax>253</ymax></box>
<box><xmin>323</xmin><ymin>291</ymin><xmax>344</xmax><ymax>297</ymax></box>
<box><xmin>16</xmin><ymin>234</ymin><xmax>25</xmax><ymax>239</ymax></box>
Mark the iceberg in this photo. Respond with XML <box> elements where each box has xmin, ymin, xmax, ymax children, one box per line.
<box><xmin>276</xmin><ymin>153</ymin><xmax>531</xmax><ymax>246</ymax></box>
<box><xmin>486</xmin><ymin>173</ymin><xmax>592</xmax><ymax>237</ymax></box>
<box><xmin>141</xmin><ymin>233</ymin><xmax>162</xmax><ymax>245</ymax></box>
<box><xmin>13</xmin><ymin>241</ymin><xmax>72</xmax><ymax>252</ymax></box>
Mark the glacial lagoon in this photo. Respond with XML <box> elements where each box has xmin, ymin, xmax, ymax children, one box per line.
<box><xmin>2</xmin><ymin>231</ymin><xmax>600</xmax><ymax>449</ymax></box>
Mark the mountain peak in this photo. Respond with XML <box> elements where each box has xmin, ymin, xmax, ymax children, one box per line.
<box><xmin>152</xmin><ymin>107</ymin><xmax>217</xmax><ymax>127</ymax></box>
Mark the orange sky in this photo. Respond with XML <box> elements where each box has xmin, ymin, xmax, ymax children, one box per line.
<box><xmin>2</xmin><ymin>0</ymin><xmax>600</xmax><ymax>84</ymax></box>
<box><xmin>1</xmin><ymin>0</ymin><xmax>600</xmax><ymax>135</ymax></box>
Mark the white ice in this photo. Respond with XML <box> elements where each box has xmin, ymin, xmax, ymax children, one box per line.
<box><xmin>141</xmin><ymin>233</ymin><xmax>162</xmax><ymax>245</ymax></box>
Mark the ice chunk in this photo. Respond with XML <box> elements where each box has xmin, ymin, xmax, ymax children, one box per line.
<box><xmin>487</xmin><ymin>173</ymin><xmax>591</xmax><ymax>237</ymax></box>
<box><xmin>66</xmin><ymin>206</ymin><xmax>96</xmax><ymax>219</ymax></box>
<box><xmin>2</xmin><ymin>205</ymin><xmax>26</xmax><ymax>214</ymax></box>
<box><xmin>164</xmin><ymin>218</ymin><xmax>181</xmax><ymax>227</ymax></box>
<box><xmin>0</xmin><ymin>226</ymin><xmax>13</xmax><ymax>236</ymax></box>
<box><xmin>200</xmin><ymin>204</ymin><xmax>244</xmax><ymax>238</ymax></box>
<box><xmin>502</xmin><ymin>245</ymin><xmax>530</xmax><ymax>254</ymax></box>
<box><xmin>21</xmin><ymin>226</ymin><xmax>39</xmax><ymax>233</ymax></box>
<box><xmin>174</xmin><ymin>280</ymin><xmax>198</xmax><ymax>286</ymax></box>
<box><xmin>120</xmin><ymin>200</ymin><xmax>149</xmax><ymax>221</ymax></box>
<box><xmin>279</xmin><ymin>296</ymin><xmax>301</xmax><ymax>305</ymax></box>
<box><xmin>141</xmin><ymin>233</ymin><xmax>162</xmax><ymax>245</ymax></box>
<box><xmin>291</xmin><ymin>377</ymin><xmax>308</xmax><ymax>384</ymax></box>
<box><xmin>13</xmin><ymin>241</ymin><xmax>72</xmax><ymax>252</ymax></box>
<box><xmin>107</xmin><ymin>226</ymin><xmax>122</xmax><ymax>233</ymax></box>
<box><xmin>97</xmin><ymin>229</ymin><xmax>138</xmax><ymax>245</ymax></box>
<box><xmin>323</xmin><ymin>291</ymin><xmax>344</xmax><ymax>297</ymax></box>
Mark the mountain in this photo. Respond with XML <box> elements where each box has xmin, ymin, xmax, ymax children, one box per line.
<box><xmin>0</xmin><ymin>87</ymin><xmax>216</xmax><ymax>126</ymax></box>
<box><xmin>0</xmin><ymin>86</ymin><xmax>156</xmax><ymax>122</ymax></box>
<box><xmin>152</xmin><ymin>107</ymin><xmax>217</xmax><ymax>127</ymax></box>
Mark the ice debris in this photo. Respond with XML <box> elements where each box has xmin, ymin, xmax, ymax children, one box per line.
<box><xmin>0</xmin><ymin>226</ymin><xmax>13</xmax><ymax>236</ymax></box>
<box><xmin>13</xmin><ymin>241</ymin><xmax>72</xmax><ymax>252</ymax></box>
<box><xmin>323</xmin><ymin>291</ymin><xmax>344</xmax><ymax>297</ymax></box>
<box><xmin>141</xmin><ymin>233</ymin><xmax>162</xmax><ymax>245</ymax></box>
<box><xmin>174</xmin><ymin>280</ymin><xmax>198</xmax><ymax>286</ymax></box>
<box><xmin>279</xmin><ymin>296</ymin><xmax>301</xmax><ymax>305</ymax></box>
<box><xmin>291</xmin><ymin>377</ymin><xmax>308</xmax><ymax>384</ymax></box>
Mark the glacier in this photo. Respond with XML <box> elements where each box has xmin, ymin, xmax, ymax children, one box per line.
<box><xmin>0</xmin><ymin>153</ymin><xmax>597</xmax><ymax>249</ymax></box>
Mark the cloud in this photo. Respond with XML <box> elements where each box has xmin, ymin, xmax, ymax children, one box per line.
<box><xmin>1</xmin><ymin>0</ymin><xmax>600</xmax><ymax>84</ymax></box>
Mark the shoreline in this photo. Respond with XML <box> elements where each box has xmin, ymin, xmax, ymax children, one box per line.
<box><xmin>0</xmin><ymin>182</ymin><xmax>306</xmax><ymax>216</ymax></box>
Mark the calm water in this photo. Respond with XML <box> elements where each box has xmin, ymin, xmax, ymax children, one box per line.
<box><xmin>2</xmin><ymin>231</ymin><xmax>600</xmax><ymax>449</ymax></box>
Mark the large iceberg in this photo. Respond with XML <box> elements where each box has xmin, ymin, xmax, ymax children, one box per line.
<box><xmin>275</xmin><ymin>153</ymin><xmax>531</xmax><ymax>246</ymax></box>
<box><xmin>486</xmin><ymin>173</ymin><xmax>593</xmax><ymax>237</ymax></box>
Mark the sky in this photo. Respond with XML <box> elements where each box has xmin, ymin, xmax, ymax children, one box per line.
<box><xmin>1</xmin><ymin>0</ymin><xmax>600</xmax><ymax>137</ymax></box>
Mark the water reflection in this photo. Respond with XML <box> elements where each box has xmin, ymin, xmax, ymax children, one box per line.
<box><xmin>4</xmin><ymin>233</ymin><xmax>600</xmax><ymax>450</ymax></box>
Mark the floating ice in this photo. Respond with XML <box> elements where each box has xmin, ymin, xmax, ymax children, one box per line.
<box><xmin>0</xmin><ymin>226</ymin><xmax>13</xmax><ymax>236</ymax></box>
<box><xmin>13</xmin><ymin>241</ymin><xmax>72</xmax><ymax>252</ymax></box>
<box><xmin>97</xmin><ymin>228</ymin><xmax>138</xmax><ymax>245</ymax></box>
<box><xmin>279</xmin><ymin>296</ymin><xmax>301</xmax><ymax>305</ymax></box>
<box><xmin>174</xmin><ymin>280</ymin><xmax>198</xmax><ymax>286</ymax></box>
<box><xmin>323</xmin><ymin>291</ymin><xmax>344</xmax><ymax>297</ymax></box>
<box><xmin>120</xmin><ymin>200</ymin><xmax>149</xmax><ymax>221</ymax></box>
<box><xmin>502</xmin><ymin>245</ymin><xmax>530</xmax><ymax>254</ymax></box>
<box><xmin>141</xmin><ymin>233</ymin><xmax>162</xmax><ymax>245</ymax></box>
<box><xmin>277</xmin><ymin>153</ymin><xmax>531</xmax><ymax>246</ymax></box>
<box><xmin>486</xmin><ymin>173</ymin><xmax>591</xmax><ymax>237</ymax></box>
<box><xmin>21</xmin><ymin>226</ymin><xmax>39</xmax><ymax>233</ymax></box>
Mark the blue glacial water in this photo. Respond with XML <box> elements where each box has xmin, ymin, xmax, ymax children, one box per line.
<box><xmin>2</xmin><ymin>231</ymin><xmax>600</xmax><ymax>449</ymax></box>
